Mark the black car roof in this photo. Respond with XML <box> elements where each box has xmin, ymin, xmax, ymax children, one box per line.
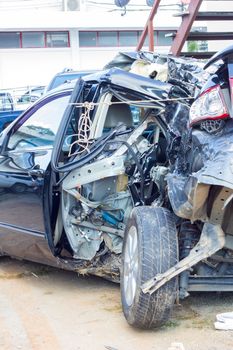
<box><xmin>82</xmin><ymin>67</ymin><xmax>171</xmax><ymax>101</ymax></box>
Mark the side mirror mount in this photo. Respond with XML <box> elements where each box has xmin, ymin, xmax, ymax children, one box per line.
<box><xmin>7</xmin><ymin>150</ymin><xmax>35</xmax><ymax>169</ymax></box>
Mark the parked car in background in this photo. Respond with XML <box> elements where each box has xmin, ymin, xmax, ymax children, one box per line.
<box><xmin>0</xmin><ymin>91</ymin><xmax>14</xmax><ymax>111</ymax></box>
<box><xmin>0</xmin><ymin>91</ymin><xmax>23</xmax><ymax>131</ymax></box>
<box><xmin>0</xmin><ymin>87</ymin><xmax>46</xmax><ymax>132</ymax></box>
<box><xmin>45</xmin><ymin>68</ymin><xmax>97</xmax><ymax>92</ymax></box>
<box><xmin>0</xmin><ymin>110</ymin><xmax>23</xmax><ymax>131</ymax></box>
<box><xmin>17</xmin><ymin>85</ymin><xmax>45</xmax><ymax>105</ymax></box>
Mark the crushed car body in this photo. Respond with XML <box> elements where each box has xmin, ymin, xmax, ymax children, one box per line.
<box><xmin>0</xmin><ymin>46</ymin><xmax>233</xmax><ymax>329</ymax></box>
<box><xmin>51</xmin><ymin>56</ymin><xmax>206</xmax><ymax>280</ymax></box>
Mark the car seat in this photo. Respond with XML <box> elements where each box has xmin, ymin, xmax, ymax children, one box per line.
<box><xmin>104</xmin><ymin>103</ymin><xmax>133</xmax><ymax>129</ymax></box>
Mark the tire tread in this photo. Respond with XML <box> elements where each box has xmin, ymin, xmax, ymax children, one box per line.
<box><xmin>121</xmin><ymin>206</ymin><xmax>178</xmax><ymax>329</ymax></box>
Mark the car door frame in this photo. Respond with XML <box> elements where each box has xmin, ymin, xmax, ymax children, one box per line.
<box><xmin>0</xmin><ymin>89</ymin><xmax>72</xmax><ymax>260</ymax></box>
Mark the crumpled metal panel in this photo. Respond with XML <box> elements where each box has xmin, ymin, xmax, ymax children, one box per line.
<box><xmin>167</xmin><ymin>120</ymin><xmax>233</xmax><ymax>222</ymax></box>
<box><xmin>0</xmin><ymin>227</ymin><xmax>120</xmax><ymax>282</ymax></box>
<box><xmin>103</xmin><ymin>51</ymin><xmax>210</xmax><ymax>97</ymax></box>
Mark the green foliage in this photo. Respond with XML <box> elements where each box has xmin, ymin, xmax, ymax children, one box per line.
<box><xmin>188</xmin><ymin>41</ymin><xmax>199</xmax><ymax>52</ymax></box>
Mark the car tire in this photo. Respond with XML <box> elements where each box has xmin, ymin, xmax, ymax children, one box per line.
<box><xmin>121</xmin><ymin>206</ymin><xmax>178</xmax><ymax>329</ymax></box>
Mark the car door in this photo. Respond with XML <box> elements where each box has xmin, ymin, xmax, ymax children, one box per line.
<box><xmin>0</xmin><ymin>91</ymin><xmax>71</xmax><ymax>241</ymax></box>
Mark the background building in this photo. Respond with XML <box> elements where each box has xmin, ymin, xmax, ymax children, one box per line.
<box><xmin>0</xmin><ymin>0</ymin><xmax>231</xmax><ymax>89</ymax></box>
<box><xmin>0</xmin><ymin>0</ymin><xmax>181</xmax><ymax>88</ymax></box>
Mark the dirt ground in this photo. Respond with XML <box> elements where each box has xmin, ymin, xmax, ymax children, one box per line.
<box><xmin>0</xmin><ymin>257</ymin><xmax>232</xmax><ymax>350</ymax></box>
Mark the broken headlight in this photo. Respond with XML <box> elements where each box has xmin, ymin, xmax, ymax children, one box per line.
<box><xmin>189</xmin><ymin>85</ymin><xmax>229</xmax><ymax>126</ymax></box>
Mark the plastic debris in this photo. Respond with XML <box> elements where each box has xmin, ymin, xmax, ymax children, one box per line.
<box><xmin>168</xmin><ymin>342</ymin><xmax>185</xmax><ymax>350</ymax></box>
<box><xmin>215</xmin><ymin>312</ymin><xmax>233</xmax><ymax>330</ymax></box>
<box><xmin>130</xmin><ymin>60</ymin><xmax>168</xmax><ymax>81</ymax></box>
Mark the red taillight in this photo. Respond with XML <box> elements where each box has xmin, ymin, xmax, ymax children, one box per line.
<box><xmin>189</xmin><ymin>85</ymin><xmax>229</xmax><ymax>126</ymax></box>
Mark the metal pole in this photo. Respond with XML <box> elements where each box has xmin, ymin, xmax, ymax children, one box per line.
<box><xmin>136</xmin><ymin>0</ymin><xmax>161</xmax><ymax>51</ymax></box>
<box><xmin>170</xmin><ymin>0</ymin><xmax>203</xmax><ymax>56</ymax></box>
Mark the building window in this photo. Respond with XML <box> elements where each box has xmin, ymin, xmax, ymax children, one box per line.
<box><xmin>79</xmin><ymin>31</ymin><xmax>97</xmax><ymax>47</ymax></box>
<box><xmin>79</xmin><ymin>30</ymin><xmax>173</xmax><ymax>48</ymax></box>
<box><xmin>0</xmin><ymin>32</ymin><xmax>20</xmax><ymax>48</ymax></box>
<box><xmin>46</xmin><ymin>32</ymin><xmax>69</xmax><ymax>47</ymax></box>
<box><xmin>119</xmin><ymin>31</ymin><xmax>138</xmax><ymax>46</ymax></box>
<box><xmin>22</xmin><ymin>32</ymin><xmax>45</xmax><ymax>48</ymax></box>
<box><xmin>138</xmin><ymin>31</ymin><xmax>149</xmax><ymax>47</ymax></box>
<box><xmin>157</xmin><ymin>31</ymin><xmax>173</xmax><ymax>46</ymax></box>
<box><xmin>0</xmin><ymin>31</ymin><xmax>70</xmax><ymax>49</ymax></box>
<box><xmin>98</xmin><ymin>31</ymin><xmax>118</xmax><ymax>47</ymax></box>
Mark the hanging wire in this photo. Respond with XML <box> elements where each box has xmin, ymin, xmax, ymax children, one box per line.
<box><xmin>85</xmin><ymin>0</ymin><xmax>182</xmax><ymax>12</ymax></box>
<box><xmin>69</xmin><ymin>95</ymin><xmax>193</xmax><ymax>108</ymax></box>
<box><xmin>66</xmin><ymin>94</ymin><xmax>193</xmax><ymax>157</ymax></box>
<box><xmin>66</xmin><ymin>102</ymin><xmax>95</xmax><ymax>157</ymax></box>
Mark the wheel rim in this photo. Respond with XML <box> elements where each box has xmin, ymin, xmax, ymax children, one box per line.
<box><xmin>123</xmin><ymin>225</ymin><xmax>139</xmax><ymax>306</ymax></box>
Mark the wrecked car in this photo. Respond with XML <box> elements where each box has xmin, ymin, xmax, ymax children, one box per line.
<box><xmin>0</xmin><ymin>46</ymin><xmax>232</xmax><ymax>330</ymax></box>
<box><xmin>118</xmin><ymin>46</ymin><xmax>233</xmax><ymax>329</ymax></box>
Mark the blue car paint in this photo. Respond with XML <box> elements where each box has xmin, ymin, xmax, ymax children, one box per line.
<box><xmin>0</xmin><ymin>110</ymin><xmax>23</xmax><ymax>131</ymax></box>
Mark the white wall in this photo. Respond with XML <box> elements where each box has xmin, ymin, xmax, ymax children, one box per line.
<box><xmin>0</xmin><ymin>29</ymin><xmax>172</xmax><ymax>89</ymax></box>
<box><xmin>0</xmin><ymin>4</ymin><xmax>181</xmax><ymax>89</ymax></box>
<box><xmin>79</xmin><ymin>48</ymin><xmax>119</xmax><ymax>70</ymax></box>
<box><xmin>0</xmin><ymin>48</ymin><xmax>75</xmax><ymax>89</ymax></box>
<box><xmin>200</xmin><ymin>1</ymin><xmax>233</xmax><ymax>52</ymax></box>
<box><xmin>79</xmin><ymin>44</ymin><xmax>171</xmax><ymax>71</ymax></box>
<box><xmin>6</xmin><ymin>0</ymin><xmax>233</xmax><ymax>89</ymax></box>
<box><xmin>206</xmin><ymin>20</ymin><xmax>233</xmax><ymax>52</ymax></box>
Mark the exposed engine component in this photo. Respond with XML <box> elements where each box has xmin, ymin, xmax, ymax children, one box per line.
<box><xmin>61</xmin><ymin>112</ymin><xmax>167</xmax><ymax>262</ymax></box>
<box><xmin>150</xmin><ymin>165</ymin><xmax>168</xmax><ymax>206</ymax></box>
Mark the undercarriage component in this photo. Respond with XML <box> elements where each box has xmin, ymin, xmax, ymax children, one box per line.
<box><xmin>141</xmin><ymin>222</ymin><xmax>225</xmax><ymax>295</ymax></box>
<box><xmin>179</xmin><ymin>220</ymin><xmax>200</xmax><ymax>299</ymax></box>
<box><xmin>188</xmin><ymin>276</ymin><xmax>233</xmax><ymax>292</ymax></box>
<box><xmin>75</xmin><ymin>252</ymin><xmax>121</xmax><ymax>283</ymax></box>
